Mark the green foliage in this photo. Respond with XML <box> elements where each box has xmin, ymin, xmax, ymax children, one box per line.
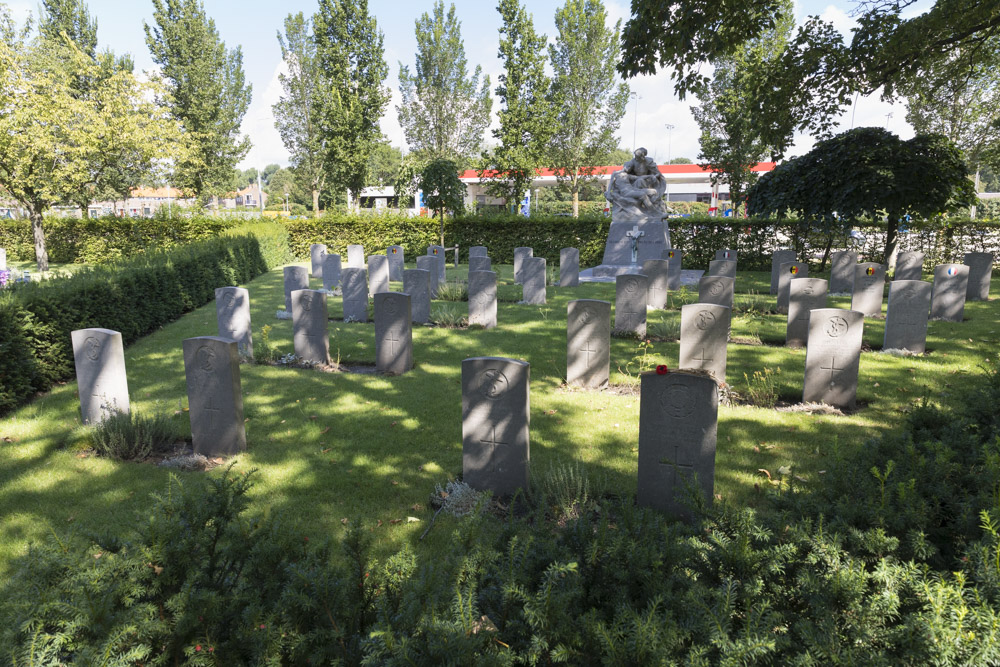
<box><xmin>538</xmin><ymin>461</ymin><xmax>591</xmax><ymax>520</ymax></box>
<box><xmin>39</xmin><ymin>0</ymin><xmax>98</xmax><ymax>57</ymax></box>
<box><xmin>89</xmin><ymin>408</ymin><xmax>179</xmax><ymax>461</ymax></box>
<box><xmin>0</xmin><ymin>224</ymin><xmax>289</xmax><ymax>415</ymax></box>
<box><xmin>430</xmin><ymin>302</ymin><xmax>467</xmax><ymax>328</ymax></box>
<box><xmin>398</xmin><ymin>1</ymin><xmax>492</xmax><ymax>165</ymax></box>
<box><xmin>253</xmin><ymin>324</ymin><xmax>280</xmax><ymax>364</ymax></box>
<box><xmin>419</xmin><ymin>158</ymin><xmax>467</xmax><ymax>241</ymax></box>
<box><xmin>145</xmin><ymin>0</ymin><xmax>252</xmax><ymax>202</ymax></box>
<box><xmin>435</xmin><ymin>281</ymin><xmax>468</xmax><ymax>302</ymax></box>
<box><xmin>742</xmin><ymin>367</ymin><xmax>779</xmax><ymax>408</ymax></box>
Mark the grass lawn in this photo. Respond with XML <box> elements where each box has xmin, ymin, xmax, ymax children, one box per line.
<box><xmin>0</xmin><ymin>261</ymin><xmax>995</xmax><ymax>577</ymax></box>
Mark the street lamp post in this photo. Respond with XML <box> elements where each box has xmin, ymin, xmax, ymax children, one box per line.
<box><xmin>630</xmin><ymin>92</ymin><xmax>641</xmax><ymax>149</ymax></box>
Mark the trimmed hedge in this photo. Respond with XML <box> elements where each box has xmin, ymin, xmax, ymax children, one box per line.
<box><xmin>0</xmin><ymin>223</ymin><xmax>290</xmax><ymax>415</ymax></box>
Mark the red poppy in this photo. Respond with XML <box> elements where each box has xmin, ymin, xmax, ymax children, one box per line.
<box><xmin>656</xmin><ymin>365</ymin><xmax>669</xmax><ymax>375</ymax></box>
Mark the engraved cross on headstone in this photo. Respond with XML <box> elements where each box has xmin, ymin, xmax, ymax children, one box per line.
<box><xmin>693</xmin><ymin>348</ymin><xmax>714</xmax><ymax>366</ymax></box>
<box><xmin>385</xmin><ymin>331</ymin><xmax>400</xmax><ymax>356</ymax></box>
<box><xmin>625</xmin><ymin>225</ymin><xmax>645</xmax><ymax>264</ymax></box>
<box><xmin>649</xmin><ymin>283</ymin><xmax>665</xmax><ymax>303</ymax></box>
<box><xmin>580</xmin><ymin>339</ymin><xmax>598</xmax><ymax>364</ymax></box>
<box><xmin>660</xmin><ymin>445</ymin><xmax>695</xmax><ymax>484</ymax></box>
<box><xmin>480</xmin><ymin>425</ymin><xmax>509</xmax><ymax>472</ymax></box>
<box><xmin>618</xmin><ymin>308</ymin><xmax>637</xmax><ymax>329</ymax></box>
<box><xmin>820</xmin><ymin>356</ymin><xmax>846</xmax><ymax>387</ymax></box>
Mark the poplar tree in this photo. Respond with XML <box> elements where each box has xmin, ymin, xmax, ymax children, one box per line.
<box><xmin>39</xmin><ymin>0</ymin><xmax>97</xmax><ymax>56</ymax></box>
<box><xmin>397</xmin><ymin>1</ymin><xmax>492</xmax><ymax>166</ymax></box>
<box><xmin>145</xmin><ymin>0</ymin><xmax>251</xmax><ymax>203</ymax></box>
<box><xmin>314</xmin><ymin>0</ymin><xmax>390</xmax><ymax>209</ymax></box>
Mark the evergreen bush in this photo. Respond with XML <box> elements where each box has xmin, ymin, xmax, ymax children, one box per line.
<box><xmin>89</xmin><ymin>408</ymin><xmax>180</xmax><ymax>461</ymax></box>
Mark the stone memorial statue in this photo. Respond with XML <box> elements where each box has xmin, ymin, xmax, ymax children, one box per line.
<box><xmin>604</xmin><ymin>148</ymin><xmax>667</xmax><ymax>219</ymax></box>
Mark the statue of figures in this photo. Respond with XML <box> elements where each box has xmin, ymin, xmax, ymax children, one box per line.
<box><xmin>605</xmin><ymin>147</ymin><xmax>667</xmax><ymax>219</ymax></box>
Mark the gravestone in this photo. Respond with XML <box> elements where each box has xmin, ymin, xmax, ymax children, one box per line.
<box><xmin>182</xmin><ymin>336</ymin><xmax>246</xmax><ymax>456</ymax></box>
<box><xmin>347</xmin><ymin>244</ymin><xmax>365</xmax><ymax>268</ymax></box>
<box><xmin>341</xmin><ymin>267</ymin><xmax>369</xmax><ymax>322</ymax></box>
<box><xmin>894</xmin><ymin>251</ymin><xmax>924</xmax><ymax>281</ymax></box>
<box><xmin>829</xmin><ymin>251</ymin><xmax>857</xmax><ymax>294</ymax></box>
<box><xmin>291</xmin><ymin>289</ymin><xmax>329</xmax><ymax>363</ymax></box>
<box><xmin>514</xmin><ymin>247</ymin><xmax>533</xmax><ymax>284</ymax></box>
<box><xmin>614</xmin><ymin>274</ymin><xmax>648</xmax><ymax>337</ymax></box>
<box><xmin>776</xmin><ymin>261</ymin><xmax>809</xmax><ymax>314</ymax></box>
<box><xmin>322</xmin><ymin>253</ymin><xmax>341</xmax><ymax>290</ymax></box>
<box><xmin>469</xmin><ymin>245</ymin><xmax>488</xmax><ymax>258</ymax></box>
<box><xmin>642</xmin><ymin>259</ymin><xmax>671</xmax><ymax>309</ymax></box>
<box><xmin>215</xmin><ymin>286</ymin><xmax>253</xmax><ymax>357</ymax></box>
<box><xmin>469</xmin><ymin>256</ymin><xmax>491</xmax><ymax>273</ymax></box>
<box><xmin>715</xmin><ymin>249</ymin><xmax>737</xmax><ymax>263</ymax></box>
<box><xmin>964</xmin><ymin>252</ymin><xmax>993</xmax><ymax>301</ymax></box>
<box><xmin>522</xmin><ymin>257</ymin><xmax>547</xmax><ymax>305</ymax></box>
<box><xmin>786</xmin><ymin>278</ymin><xmax>828</xmax><ymax>348</ymax></box>
<box><xmin>601</xmin><ymin>221</ymin><xmax>669</xmax><ymax>267</ymax></box>
<box><xmin>567</xmin><ymin>299</ymin><xmax>611</xmax><ymax>388</ymax></box>
<box><xmin>310</xmin><ymin>243</ymin><xmax>327</xmax><ymax>277</ymax></box>
<box><xmin>698</xmin><ymin>275</ymin><xmax>735</xmax><ymax>309</ymax></box>
<box><xmin>427</xmin><ymin>245</ymin><xmax>446</xmax><ymax>283</ymax></box>
<box><xmin>0</xmin><ymin>247</ymin><xmax>5</xmax><ymax>271</ymax></box>
<box><xmin>560</xmin><ymin>247</ymin><xmax>580</xmax><ymax>287</ymax></box>
<box><xmin>679</xmin><ymin>303</ymin><xmax>731</xmax><ymax>383</ymax></box>
<box><xmin>707</xmin><ymin>259</ymin><xmax>737</xmax><ymax>279</ymax></box>
<box><xmin>637</xmin><ymin>371</ymin><xmax>718</xmax><ymax>520</ymax></box>
<box><xmin>468</xmin><ymin>270</ymin><xmax>498</xmax><ymax>329</ymax></box>
<box><xmin>770</xmin><ymin>249</ymin><xmax>796</xmax><ymax>295</ymax></box>
<box><xmin>851</xmin><ymin>263</ymin><xmax>885</xmax><ymax>317</ymax></box>
<box><xmin>404</xmin><ymin>268</ymin><xmax>431</xmax><ymax>323</ymax></box>
<box><xmin>663</xmin><ymin>248</ymin><xmax>683</xmax><ymax>290</ymax></box>
<box><xmin>71</xmin><ymin>328</ymin><xmax>130</xmax><ymax>424</ymax></box>
<box><xmin>368</xmin><ymin>255</ymin><xmax>390</xmax><ymax>296</ymax></box>
<box><xmin>416</xmin><ymin>256</ymin><xmax>439</xmax><ymax>297</ymax></box>
<box><xmin>884</xmin><ymin>280</ymin><xmax>931</xmax><ymax>353</ymax></box>
<box><xmin>387</xmin><ymin>245</ymin><xmax>405</xmax><ymax>282</ymax></box>
<box><xmin>283</xmin><ymin>266</ymin><xmax>309</xmax><ymax>311</ymax></box>
<box><xmin>462</xmin><ymin>357</ymin><xmax>530</xmax><ymax>496</ymax></box>
<box><xmin>930</xmin><ymin>264</ymin><xmax>970</xmax><ymax>322</ymax></box>
<box><xmin>803</xmin><ymin>309</ymin><xmax>863</xmax><ymax>409</ymax></box>
<box><xmin>375</xmin><ymin>292</ymin><xmax>412</xmax><ymax>374</ymax></box>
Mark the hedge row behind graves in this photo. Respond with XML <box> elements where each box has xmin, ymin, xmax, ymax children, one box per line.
<box><xmin>0</xmin><ymin>223</ymin><xmax>290</xmax><ymax>415</ymax></box>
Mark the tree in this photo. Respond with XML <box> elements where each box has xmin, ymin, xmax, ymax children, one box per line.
<box><xmin>617</xmin><ymin>0</ymin><xmax>1000</xmax><ymax>151</ymax></box>
<box><xmin>691</xmin><ymin>0</ymin><xmax>794</xmax><ymax>214</ymax></box>
<box><xmin>145</xmin><ymin>0</ymin><xmax>252</xmax><ymax>204</ymax></box>
<box><xmin>669</xmin><ymin>157</ymin><xmax>694</xmax><ymax>164</ymax></box>
<box><xmin>397</xmin><ymin>2</ymin><xmax>492</xmax><ymax>166</ymax></box>
<box><xmin>547</xmin><ymin>0</ymin><xmax>629</xmax><ymax>217</ymax></box>
<box><xmin>273</xmin><ymin>12</ymin><xmax>327</xmax><ymax>218</ymax></box>
<box><xmin>747</xmin><ymin>127</ymin><xmax>977</xmax><ymax>265</ymax></box>
<box><xmin>314</xmin><ymin>0</ymin><xmax>390</xmax><ymax>210</ymax></box>
<box><xmin>478</xmin><ymin>0</ymin><xmax>556</xmax><ymax>209</ymax></box>
<box><xmin>419</xmin><ymin>159</ymin><xmax>466</xmax><ymax>246</ymax></box>
<box><xmin>39</xmin><ymin>0</ymin><xmax>97</xmax><ymax>57</ymax></box>
<box><xmin>366</xmin><ymin>143</ymin><xmax>402</xmax><ymax>188</ymax></box>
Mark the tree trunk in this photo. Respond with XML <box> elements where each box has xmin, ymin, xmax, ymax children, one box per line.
<box><xmin>31</xmin><ymin>209</ymin><xmax>49</xmax><ymax>272</ymax></box>
<box><xmin>820</xmin><ymin>234</ymin><xmax>834</xmax><ymax>271</ymax></box>
<box><xmin>884</xmin><ymin>215</ymin><xmax>899</xmax><ymax>268</ymax></box>
<box><xmin>439</xmin><ymin>209</ymin><xmax>444</xmax><ymax>247</ymax></box>
<box><xmin>971</xmin><ymin>168</ymin><xmax>980</xmax><ymax>219</ymax></box>
<box><xmin>312</xmin><ymin>188</ymin><xmax>320</xmax><ymax>218</ymax></box>
<box><xmin>572</xmin><ymin>170</ymin><xmax>580</xmax><ymax>218</ymax></box>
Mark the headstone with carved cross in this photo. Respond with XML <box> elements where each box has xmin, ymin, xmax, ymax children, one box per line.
<box><xmin>469</xmin><ymin>256</ymin><xmax>491</xmax><ymax>273</ymax></box>
<box><xmin>964</xmin><ymin>252</ymin><xmax>993</xmax><ymax>301</ymax></box>
<box><xmin>183</xmin><ymin>336</ymin><xmax>246</xmax><ymax>457</ymax></box>
<box><xmin>642</xmin><ymin>259</ymin><xmax>671</xmax><ymax>309</ymax></box>
<box><xmin>786</xmin><ymin>278</ymin><xmax>828</xmax><ymax>348</ymax></box>
<box><xmin>884</xmin><ymin>280</ymin><xmax>931</xmax><ymax>353</ymax></box>
<box><xmin>637</xmin><ymin>370</ymin><xmax>718</xmax><ymax>520</ymax></box>
<box><xmin>468</xmin><ymin>270</ymin><xmax>497</xmax><ymax>329</ymax></box>
<box><xmin>803</xmin><ymin>308</ymin><xmax>864</xmax><ymax>409</ymax></box>
<box><xmin>386</xmin><ymin>245</ymin><xmax>405</xmax><ymax>282</ymax></box>
<box><xmin>829</xmin><ymin>251</ymin><xmax>857</xmax><ymax>294</ymax></box>
<box><xmin>375</xmin><ymin>292</ymin><xmax>412</xmax><ymax>375</ymax></box>
<box><xmin>522</xmin><ymin>257</ymin><xmax>547</xmax><ymax>305</ymax></box>
<box><xmin>514</xmin><ymin>247</ymin><xmax>533</xmax><ymax>284</ymax></box>
<box><xmin>469</xmin><ymin>245</ymin><xmax>488</xmax><ymax>258</ymax></box>
<box><xmin>404</xmin><ymin>268</ymin><xmax>431</xmax><ymax>324</ymax></box>
<box><xmin>708</xmin><ymin>259</ymin><xmax>737</xmax><ymax>279</ymax></box>
<box><xmin>347</xmin><ymin>244</ymin><xmax>364</xmax><ymax>268</ymax></box>
<box><xmin>770</xmin><ymin>249</ymin><xmax>796</xmax><ymax>295</ymax></box>
<box><xmin>930</xmin><ymin>263</ymin><xmax>970</xmax><ymax>321</ymax></box>
<box><xmin>415</xmin><ymin>256</ymin><xmax>439</xmax><ymax>298</ymax></box>
<box><xmin>215</xmin><ymin>286</ymin><xmax>253</xmax><ymax>358</ymax></box>
<box><xmin>851</xmin><ymin>263</ymin><xmax>886</xmax><ymax>317</ymax></box>
<box><xmin>777</xmin><ymin>261</ymin><xmax>809</xmax><ymax>314</ymax></box>
<box><xmin>615</xmin><ymin>274</ymin><xmax>648</xmax><ymax>337</ymax></box>
<box><xmin>679</xmin><ymin>303</ymin><xmax>731</xmax><ymax>383</ymax></box>
<box><xmin>426</xmin><ymin>245</ymin><xmax>446</xmax><ymax>284</ymax></box>
<box><xmin>567</xmin><ymin>299</ymin><xmax>611</xmax><ymax>388</ymax></box>
<box><xmin>283</xmin><ymin>266</ymin><xmax>309</xmax><ymax>312</ymax></box>
<box><xmin>292</xmin><ymin>289</ymin><xmax>329</xmax><ymax>363</ymax></box>
<box><xmin>71</xmin><ymin>327</ymin><xmax>130</xmax><ymax>424</ymax></box>
<box><xmin>560</xmin><ymin>247</ymin><xmax>580</xmax><ymax>287</ymax></box>
<box><xmin>341</xmin><ymin>267</ymin><xmax>369</xmax><ymax>322</ymax></box>
<box><xmin>322</xmin><ymin>253</ymin><xmax>341</xmax><ymax>290</ymax></box>
<box><xmin>368</xmin><ymin>255</ymin><xmax>390</xmax><ymax>297</ymax></box>
<box><xmin>697</xmin><ymin>275</ymin><xmax>735</xmax><ymax>309</ymax></box>
<box><xmin>894</xmin><ymin>251</ymin><xmax>924</xmax><ymax>282</ymax></box>
<box><xmin>310</xmin><ymin>244</ymin><xmax>327</xmax><ymax>278</ymax></box>
<box><xmin>662</xmin><ymin>248</ymin><xmax>683</xmax><ymax>290</ymax></box>
<box><xmin>462</xmin><ymin>357</ymin><xmax>530</xmax><ymax>496</ymax></box>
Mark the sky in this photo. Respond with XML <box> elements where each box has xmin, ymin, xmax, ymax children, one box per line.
<box><xmin>6</xmin><ymin>0</ymin><xmax>933</xmax><ymax>171</ymax></box>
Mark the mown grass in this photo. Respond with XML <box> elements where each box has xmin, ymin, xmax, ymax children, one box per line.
<box><xmin>0</xmin><ymin>261</ymin><xmax>995</xmax><ymax>576</ymax></box>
